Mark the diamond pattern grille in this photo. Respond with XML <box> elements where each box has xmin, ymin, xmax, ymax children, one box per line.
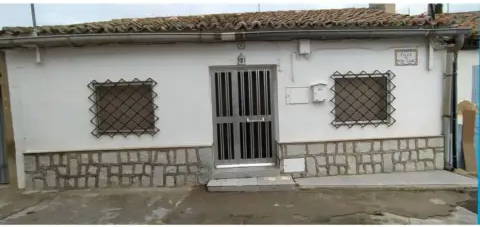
<box><xmin>330</xmin><ymin>70</ymin><xmax>396</xmax><ymax>128</ymax></box>
<box><xmin>88</xmin><ymin>78</ymin><xmax>159</xmax><ymax>137</ymax></box>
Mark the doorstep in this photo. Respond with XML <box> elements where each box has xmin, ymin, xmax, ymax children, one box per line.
<box><xmin>207</xmin><ymin>175</ymin><xmax>296</xmax><ymax>192</ymax></box>
<box><xmin>295</xmin><ymin>170</ymin><xmax>478</xmax><ymax>190</ymax></box>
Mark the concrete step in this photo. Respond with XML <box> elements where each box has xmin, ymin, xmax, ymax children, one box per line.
<box><xmin>295</xmin><ymin>170</ymin><xmax>478</xmax><ymax>190</ymax></box>
<box><xmin>207</xmin><ymin>175</ymin><xmax>297</xmax><ymax>192</ymax></box>
<box><xmin>212</xmin><ymin>166</ymin><xmax>281</xmax><ymax>179</ymax></box>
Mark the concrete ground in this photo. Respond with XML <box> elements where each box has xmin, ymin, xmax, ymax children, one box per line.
<box><xmin>0</xmin><ymin>185</ymin><xmax>476</xmax><ymax>224</ymax></box>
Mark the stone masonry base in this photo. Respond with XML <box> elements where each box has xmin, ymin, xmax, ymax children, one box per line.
<box><xmin>279</xmin><ymin>136</ymin><xmax>445</xmax><ymax>178</ymax></box>
<box><xmin>23</xmin><ymin>146</ymin><xmax>214</xmax><ymax>191</ymax></box>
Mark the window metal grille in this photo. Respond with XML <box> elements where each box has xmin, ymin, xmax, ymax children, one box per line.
<box><xmin>88</xmin><ymin>78</ymin><xmax>159</xmax><ymax>137</ymax></box>
<box><xmin>330</xmin><ymin>70</ymin><xmax>396</xmax><ymax>128</ymax></box>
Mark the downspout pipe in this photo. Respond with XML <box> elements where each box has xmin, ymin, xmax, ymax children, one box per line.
<box><xmin>451</xmin><ymin>33</ymin><xmax>465</xmax><ymax>169</ymax></box>
<box><xmin>0</xmin><ymin>28</ymin><xmax>471</xmax><ymax>48</ymax></box>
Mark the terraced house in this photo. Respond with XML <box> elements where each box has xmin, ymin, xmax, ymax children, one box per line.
<box><xmin>0</xmin><ymin>4</ymin><xmax>477</xmax><ymax>190</ymax></box>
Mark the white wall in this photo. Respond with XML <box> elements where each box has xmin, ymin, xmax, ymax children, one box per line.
<box><xmin>6</xmin><ymin>38</ymin><xmax>446</xmax><ymax>187</ymax></box>
<box><xmin>457</xmin><ymin>50</ymin><xmax>479</xmax><ymax>103</ymax></box>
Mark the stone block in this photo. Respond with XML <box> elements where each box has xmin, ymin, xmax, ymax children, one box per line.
<box><xmin>338</xmin><ymin>166</ymin><xmax>346</xmax><ymax>174</ymax></box>
<box><xmin>365</xmin><ymin>165</ymin><xmax>373</xmax><ymax>174</ymax></box>
<box><xmin>39</xmin><ymin>155</ymin><xmax>50</xmax><ymax>167</ymax></box>
<box><xmin>153</xmin><ymin>166</ymin><xmax>164</xmax><ymax>186</ymax></box>
<box><xmin>326</xmin><ymin>143</ymin><xmax>336</xmax><ymax>154</ymax></box>
<box><xmin>347</xmin><ymin>156</ymin><xmax>357</xmax><ymax>174</ymax></box>
<box><xmin>358</xmin><ymin>165</ymin><xmax>365</xmax><ymax>174</ymax></box>
<box><xmin>142</xmin><ymin>176</ymin><xmax>151</xmax><ymax>187</ymax></box>
<box><xmin>102</xmin><ymin>152</ymin><xmax>118</xmax><ymax>164</ymax></box>
<box><xmin>435</xmin><ymin>152</ymin><xmax>444</xmax><ymax>169</ymax></box>
<box><xmin>328</xmin><ymin>166</ymin><xmax>338</xmax><ymax>176</ymax></box>
<box><xmin>374</xmin><ymin>164</ymin><xmax>382</xmax><ymax>173</ymax></box>
<box><xmin>145</xmin><ymin>165</ymin><xmax>152</xmax><ymax>174</ymax></box>
<box><xmin>307</xmin><ymin>143</ymin><xmax>325</xmax><ymax>154</ymax></box>
<box><xmin>373</xmin><ymin>154</ymin><xmax>382</xmax><ymax>163</ymax></box>
<box><xmin>78</xmin><ymin>177</ymin><xmax>86</xmax><ymax>188</ymax></box>
<box><xmin>286</xmin><ymin>144</ymin><xmax>307</xmax><ymax>156</ymax></box>
<box><xmin>58</xmin><ymin>166</ymin><xmax>67</xmax><ymax>175</ymax></box>
<box><xmin>428</xmin><ymin>137</ymin><xmax>444</xmax><ymax>148</ymax></box>
<box><xmin>189</xmin><ymin>165</ymin><xmax>198</xmax><ymax>173</ymax></box>
<box><xmin>122</xmin><ymin>165</ymin><xmax>133</xmax><ymax>174</ymax></box>
<box><xmin>318</xmin><ymin>167</ymin><xmax>328</xmax><ymax>176</ymax></box>
<box><xmin>355</xmin><ymin>142</ymin><xmax>371</xmax><ymax>153</ymax></box>
<box><xmin>345</xmin><ymin>142</ymin><xmax>354</xmax><ymax>153</ymax></box>
<box><xmin>176</xmin><ymin>175</ymin><xmax>185</xmax><ymax>186</ymax></box>
<box><xmin>168</xmin><ymin>150</ymin><xmax>175</xmax><ymax>164</ymax></box>
<box><xmin>139</xmin><ymin>151</ymin><xmax>150</xmax><ymax>162</ymax></box>
<box><xmin>187</xmin><ymin>149</ymin><xmax>198</xmax><ymax>163</ymax></box>
<box><xmin>198</xmin><ymin>147</ymin><xmax>213</xmax><ymax>166</ymax></box>
<box><xmin>87</xmin><ymin>177</ymin><xmax>96</xmax><ymax>187</ymax></box>
<box><xmin>99</xmin><ymin>167</ymin><xmax>108</xmax><ymax>187</ymax></box>
<box><xmin>410</xmin><ymin>151</ymin><xmax>418</xmax><ymax>160</ymax></box>
<box><xmin>362</xmin><ymin>154</ymin><xmax>371</xmax><ymax>163</ymax></box>
<box><xmin>328</xmin><ymin>155</ymin><xmax>334</xmax><ymax>164</ymax></box>
<box><xmin>394</xmin><ymin>163</ymin><xmax>405</xmax><ymax>172</ymax></box>
<box><xmin>110</xmin><ymin>176</ymin><xmax>119</xmax><ymax>186</ymax></box>
<box><xmin>176</xmin><ymin>150</ymin><xmax>186</xmax><ymax>164</ymax></box>
<box><xmin>399</xmin><ymin>140</ymin><xmax>408</xmax><ymax>150</ymax></box>
<box><xmin>156</xmin><ymin>152</ymin><xmax>168</xmax><ymax>164</ymax></box>
<box><xmin>178</xmin><ymin>165</ymin><xmax>188</xmax><ymax>173</ymax></box>
<box><xmin>88</xmin><ymin>166</ymin><xmax>98</xmax><ymax>175</ymax></box>
<box><xmin>382</xmin><ymin>140</ymin><xmax>398</xmax><ymax>151</ymax></box>
<box><xmin>373</xmin><ymin>141</ymin><xmax>381</xmax><ymax>151</ymax></box>
<box><xmin>405</xmin><ymin>161</ymin><xmax>416</xmax><ymax>172</ymax></box>
<box><xmin>166</xmin><ymin>176</ymin><xmax>175</xmax><ymax>187</ymax></box>
<box><xmin>393</xmin><ymin>152</ymin><xmax>401</xmax><ymax>162</ymax></box>
<box><xmin>111</xmin><ymin>166</ymin><xmax>119</xmax><ymax>174</ymax></box>
<box><xmin>69</xmin><ymin>159</ymin><xmax>78</xmax><ymax>176</ymax></box>
<box><xmin>129</xmin><ymin>151</ymin><xmax>139</xmax><ymax>162</ymax></box>
<box><xmin>305</xmin><ymin>157</ymin><xmax>316</xmax><ymax>176</ymax></box>
<box><xmin>417</xmin><ymin>139</ymin><xmax>427</xmax><ymax>148</ymax></box>
<box><xmin>383</xmin><ymin>153</ymin><xmax>393</xmax><ymax>172</ymax></box>
<box><xmin>401</xmin><ymin>152</ymin><xmax>409</xmax><ymax>162</ymax></box>
<box><xmin>80</xmin><ymin>165</ymin><xmax>87</xmax><ymax>175</ymax></box>
<box><xmin>166</xmin><ymin>166</ymin><xmax>177</xmax><ymax>174</ymax></box>
<box><xmin>58</xmin><ymin>177</ymin><xmax>65</xmax><ymax>188</ymax></box>
<box><xmin>315</xmin><ymin>156</ymin><xmax>327</xmax><ymax>166</ymax></box>
<box><xmin>24</xmin><ymin>155</ymin><xmax>37</xmax><ymax>172</ymax></box>
<box><xmin>52</xmin><ymin>154</ymin><xmax>60</xmax><ymax>165</ymax></box>
<box><xmin>135</xmin><ymin>164</ymin><xmax>143</xmax><ymax>174</ymax></box>
<box><xmin>121</xmin><ymin>176</ymin><xmax>130</xmax><ymax>185</ymax></box>
<box><xmin>337</xmin><ymin>143</ymin><xmax>345</xmax><ymax>153</ymax></box>
<box><xmin>335</xmin><ymin>155</ymin><xmax>346</xmax><ymax>164</ymax></box>
<box><xmin>186</xmin><ymin>175</ymin><xmax>197</xmax><ymax>185</ymax></box>
<box><xmin>408</xmin><ymin>139</ymin><xmax>416</xmax><ymax>149</ymax></box>
<box><xmin>120</xmin><ymin>152</ymin><xmax>128</xmax><ymax>163</ymax></box>
<box><xmin>132</xmin><ymin>176</ymin><xmax>141</xmax><ymax>186</ymax></box>
<box><xmin>67</xmin><ymin>178</ymin><xmax>76</xmax><ymax>188</ymax></box>
<box><xmin>419</xmin><ymin>149</ymin><xmax>434</xmax><ymax>160</ymax></box>
<box><xmin>416</xmin><ymin>161</ymin><xmax>425</xmax><ymax>171</ymax></box>
<box><xmin>46</xmin><ymin>170</ymin><xmax>56</xmax><ymax>188</ymax></box>
<box><xmin>425</xmin><ymin>161</ymin><xmax>435</xmax><ymax>170</ymax></box>
<box><xmin>34</xmin><ymin>179</ymin><xmax>45</xmax><ymax>190</ymax></box>
<box><xmin>81</xmin><ymin>154</ymin><xmax>89</xmax><ymax>164</ymax></box>
<box><xmin>92</xmin><ymin>153</ymin><xmax>99</xmax><ymax>163</ymax></box>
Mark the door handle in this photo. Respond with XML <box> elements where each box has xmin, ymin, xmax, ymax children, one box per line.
<box><xmin>247</xmin><ymin>117</ymin><xmax>265</xmax><ymax>122</ymax></box>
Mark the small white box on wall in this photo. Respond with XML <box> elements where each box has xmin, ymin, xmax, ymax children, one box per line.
<box><xmin>285</xmin><ymin>87</ymin><xmax>309</xmax><ymax>104</ymax></box>
<box><xmin>310</xmin><ymin>81</ymin><xmax>328</xmax><ymax>103</ymax></box>
<box><xmin>283</xmin><ymin>158</ymin><xmax>305</xmax><ymax>173</ymax></box>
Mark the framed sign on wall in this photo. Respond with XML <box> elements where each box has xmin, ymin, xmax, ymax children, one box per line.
<box><xmin>395</xmin><ymin>49</ymin><xmax>418</xmax><ymax>66</ymax></box>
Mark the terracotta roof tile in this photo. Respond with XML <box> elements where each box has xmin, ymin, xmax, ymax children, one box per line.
<box><xmin>436</xmin><ymin>11</ymin><xmax>480</xmax><ymax>34</ymax></box>
<box><xmin>0</xmin><ymin>8</ymin><xmax>447</xmax><ymax>37</ymax></box>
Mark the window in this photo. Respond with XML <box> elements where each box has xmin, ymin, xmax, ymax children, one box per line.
<box><xmin>88</xmin><ymin>78</ymin><xmax>159</xmax><ymax>137</ymax></box>
<box><xmin>330</xmin><ymin>70</ymin><xmax>396</xmax><ymax>128</ymax></box>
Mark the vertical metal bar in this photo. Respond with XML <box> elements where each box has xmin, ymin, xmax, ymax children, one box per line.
<box><xmin>256</xmin><ymin>70</ymin><xmax>262</xmax><ymax>158</ymax></box>
<box><xmin>248</xmin><ymin>70</ymin><xmax>253</xmax><ymax>117</ymax></box>
<box><xmin>231</xmin><ymin>70</ymin><xmax>241</xmax><ymax>162</ymax></box>
<box><xmin>218</xmin><ymin>73</ymin><xmax>224</xmax><ymax>116</ymax></box>
<box><xmin>220</xmin><ymin>124</ymin><xmax>225</xmax><ymax>160</ymax></box>
<box><xmin>226</xmin><ymin>123</ymin><xmax>231</xmax><ymax>159</ymax></box>
<box><xmin>266</xmin><ymin>121</ymin><xmax>270</xmax><ymax>158</ymax></box>
<box><xmin>241</xmin><ymin>71</ymin><xmax>247</xmax><ymax>159</ymax></box>
<box><xmin>226</xmin><ymin>73</ymin><xmax>231</xmax><ymax>116</ymax></box>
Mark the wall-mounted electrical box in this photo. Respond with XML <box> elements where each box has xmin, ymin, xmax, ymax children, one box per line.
<box><xmin>298</xmin><ymin>39</ymin><xmax>311</xmax><ymax>55</ymax></box>
<box><xmin>310</xmin><ymin>81</ymin><xmax>328</xmax><ymax>103</ymax></box>
<box><xmin>286</xmin><ymin>87</ymin><xmax>309</xmax><ymax>104</ymax></box>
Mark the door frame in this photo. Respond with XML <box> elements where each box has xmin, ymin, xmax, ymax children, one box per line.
<box><xmin>209</xmin><ymin>64</ymin><xmax>279</xmax><ymax>168</ymax></box>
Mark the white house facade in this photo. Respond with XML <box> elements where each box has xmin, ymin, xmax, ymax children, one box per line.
<box><xmin>0</xmin><ymin>7</ymin><xmax>473</xmax><ymax>190</ymax></box>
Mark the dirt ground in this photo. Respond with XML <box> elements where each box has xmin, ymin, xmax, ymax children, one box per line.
<box><xmin>0</xmin><ymin>185</ymin><xmax>476</xmax><ymax>224</ymax></box>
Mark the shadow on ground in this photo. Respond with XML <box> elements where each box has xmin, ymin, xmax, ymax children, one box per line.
<box><xmin>0</xmin><ymin>185</ymin><xmax>476</xmax><ymax>224</ymax></box>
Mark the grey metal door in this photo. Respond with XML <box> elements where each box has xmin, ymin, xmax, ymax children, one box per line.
<box><xmin>210</xmin><ymin>65</ymin><xmax>276</xmax><ymax>167</ymax></box>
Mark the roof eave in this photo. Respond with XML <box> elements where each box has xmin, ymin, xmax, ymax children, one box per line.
<box><xmin>0</xmin><ymin>28</ymin><xmax>472</xmax><ymax>49</ymax></box>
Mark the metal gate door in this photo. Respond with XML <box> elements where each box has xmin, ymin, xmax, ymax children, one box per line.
<box><xmin>211</xmin><ymin>65</ymin><xmax>276</xmax><ymax>167</ymax></box>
